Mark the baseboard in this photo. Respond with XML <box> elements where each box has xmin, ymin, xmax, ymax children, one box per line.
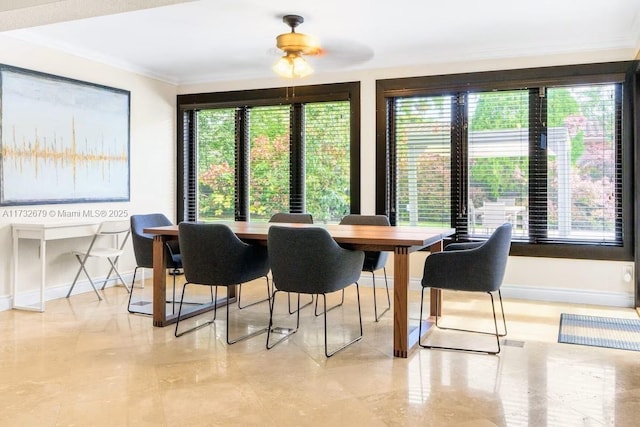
<box><xmin>500</xmin><ymin>284</ymin><xmax>634</xmax><ymax>308</ymax></box>
<box><xmin>0</xmin><ymin>295</ymin><xmax>11</xmax><ymax>312</ymax></box>
<box><xmin>3</xmin><ymin>272</ymin><xmax>134</xmax><ymax>312</ymax></box>
<box><xmin>402</xmin><ymin>277</ymin><xmax>633</xmax><ymax>308</ymax></box>
<box><xmin>1</xmin><ymin>274</ymin><xmax>634</xmax><ymax>312</ymax></box>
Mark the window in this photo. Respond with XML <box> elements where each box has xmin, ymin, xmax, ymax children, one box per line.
<box><xmin>178</xmin><ymin>83</ymin><xmax>360</xmax><ymax>224</ymax></box>
<box><xmin>196</xmin><ymin>108</ymin><xmax>235</xmax><ymax>220</ymax></box>
<box><xmin>377</xmin><ymin>62</ymin><xmax>635</xmax><ymax>260</ymax></box>
<box><xmin>546</xmin><ymin>85</ymin><xmax>619</xmax><ymax>243</ymax></box>
<box><xmin>304</xmin><ymin>102</ymin><xmax>352</xmax><ymax>223</ymax></box>
<box><xmin>248</xmin><ymin>105</ymin><xmax>291</xmax><ymax>221</ymax></box>
<box><xmin>467</xmin><ymin>90</ymin><xmax>529</xmax><ymax>238</ymax></box>
<box><xmin>392</xmin><ymin>95</ymin><xmax>452</xmax><ymax>227</ymax></box>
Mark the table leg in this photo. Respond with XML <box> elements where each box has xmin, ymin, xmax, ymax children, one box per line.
<box><xmin>152</xmin><ymin>235</ymin><xmax>168</xmax><ymax>326</ymax></box>
<box><xmin>393</xmin><ymin>240</ymin><xmax>445</xmax><ymax>358</ymax></box>
<box><xmin>393</xmin><ymin>247</ymin><xmax>410</xmax><ymax>358</ymax></box>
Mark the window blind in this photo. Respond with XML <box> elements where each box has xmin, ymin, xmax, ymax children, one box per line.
<box><xmin>195</xmin><ymin>108</ymin><xmax>236</xmax><ymax>221</ymax></box>
<box><xmin>544</xmin><ymin>83</ymin><xmax>622</xmax><ymax>244</ymax></box>
<box><xmin>304</xmin><ymin>101</ymin><xmax>351</xmax><ymax>223</ymax></box>
<box><xmin>247</xmin><ymin>105</ymin><xmax>291</xmax><ymax>222</ymax></box>
<box><xmin>393</xmin><ymin>96</ymin><xmax>452</xmax><ymax>227</ymax></box>
<box><xmin>467</xmin><ymin>90</ymin><xmax>529</xmax><ymax>238</ymax></box>
<box><xmin>377</xmin><ymin>62</ymin><xmax>632</xmax><ymax>259</ymax></box>
<box><xmin>177</xmin><ymin>82</ymin><xmax>360</xmax><ymax>225</ymax></box>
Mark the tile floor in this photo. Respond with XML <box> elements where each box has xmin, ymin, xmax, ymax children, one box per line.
<box><xmin>1</xmin><ymin>277</ymin><xmax>639</xmax><ymax>426</ymax></box>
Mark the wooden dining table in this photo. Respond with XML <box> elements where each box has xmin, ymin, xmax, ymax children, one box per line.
<box><xmin>144</xmin><ymin>221</ymin><xmax>455</xmax><ymax>358</ymax></box>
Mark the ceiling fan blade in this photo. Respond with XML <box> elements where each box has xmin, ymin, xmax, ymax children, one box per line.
<box><xmin>308</xmin><ymin>39</ymin><xmax>374</xmax><ymax>68</ymax></box>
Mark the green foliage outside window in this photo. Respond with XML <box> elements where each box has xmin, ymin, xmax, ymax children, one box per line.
<box><xmin>195</xmin><ymin>102</ymin><xmax>350</xmax><ymax>222</ymax></box>
<box><xmin>197</xmin><ymin>109</ymin><xmax>235</xmax><ymax>220</ymax></box>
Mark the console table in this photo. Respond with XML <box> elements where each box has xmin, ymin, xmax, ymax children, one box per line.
<box><xmin>12</xmin><ymin>222</ymin><xmax>99</xmax><ymax>311</ymax></box>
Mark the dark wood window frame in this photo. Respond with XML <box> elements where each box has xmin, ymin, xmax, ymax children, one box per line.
<box><xmin>376</xmin><ymin>61</ymin><xmax>639</xmax><ymax>261</ymax></box>
<box><xmin>177</xmin><ymin>82</ymin><xmax>361</xmax><ymax>223</ymax></box>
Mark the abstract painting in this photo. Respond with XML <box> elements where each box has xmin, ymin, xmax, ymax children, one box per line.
<box><xmin>0</xmin><ymin>64</ymin><xmax>130</xmax><ymax>205</ymax></box>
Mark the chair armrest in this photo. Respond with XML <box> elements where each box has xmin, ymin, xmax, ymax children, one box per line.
<box><xmin>445</xmin><ymin>241</ymin><xmax>484</xmax><ymax>251</ymax></box>
<box><xmin>422</xmin><ymin>247</ymin><xmax>502</xmax><ymax>292</ymax></box>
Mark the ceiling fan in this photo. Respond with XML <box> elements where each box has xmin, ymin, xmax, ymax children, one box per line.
<box><xmin>271</xmin><ymin>14</ymin><xmax>374</xmax><ymax>79</ymax></box>
<box><xmin>272</xmin><ymin>14</ymin><xmax>319</xmax><ymax>78</ymax></box>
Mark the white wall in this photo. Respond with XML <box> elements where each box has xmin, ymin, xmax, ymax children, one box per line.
<box><xmin>0</xmin><ymin>35</ymin><xmax>177</xmax><ymax>310</ymax></box>
<box><xmin>0</xmin><ymin>36</ymin><xmax>634</xmax><ymax>311</ymax></box>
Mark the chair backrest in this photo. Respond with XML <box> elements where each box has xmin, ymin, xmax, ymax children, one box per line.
<box><xmin>268</xmin><ymin>225</ymin><xmax>364</xmax><ymax>294</ymax></box>
<box><xmin>482</xmin><ymin>202</ymin><xmax>507</xmax><ymax>229</ymax></box>
<box><xmin>339</xmin><ymin>214</ymin><xmax>390</xmax><ymax>271</ymax></box>
<box><xmin>339</xmin><ymin>214</ymin><xmax>389</xmax><ymax>227</ymax></box>
<box><xmin>97</xmin><ymin>219</ymin><xmax>131</xmax><ymax>235</ymax></box>
<box><xmin>268</xmin><ymin>212</ymin><xmax>314</xmax><ymax>224</ymax></box>
<box><xmin>83</xmin><ymin>220</ymin><xmax>130</xmax><ymax>256</ymax></box>
<box><xmin>423</xmin><ymin>222</ymin><xmax>512</xmax><ymax>292</ymax></box>
<box><xmin>178</xmin><ymin>222</ymin><xmax>269</xmax><ymax>286</ymax></box>
<box><xmin>130</xmin><ymin>213</ymin><xmax>175</xmax><ymax>268</ymax></box>
<box><xmin>476</xmin><ymin>222</ymin><xmax>512</xmax><ymax>291</ymax></box>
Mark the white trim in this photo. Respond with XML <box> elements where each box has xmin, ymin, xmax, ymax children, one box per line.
<box><xmin>403</xmin><ymin>278</ymin><xmax>633</xmax><ymax>308</ymax></box>
<box><xmin>500</xmin><ymin>284</ymin><xmax>634</xmax><ymax>308</ymax></box>
<box><xmin>0</xmin><ymin>295</ymin><xmax>11</xmax><ymax>312</ymax></box>
<box><xmin>1</xmin><ymin>274</ymin><xmax>633</xmax><ymax>312</ymax></box>
<box><xmin>4</xmin><ymin>272</ymin><xmax>134</xmax><ymax>312</ymax></box>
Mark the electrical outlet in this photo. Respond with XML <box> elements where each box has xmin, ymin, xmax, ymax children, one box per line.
<box><xmin>622</xmin><ymin>265</ymin><xmax>633</xmax><ymax>283</ymax></box>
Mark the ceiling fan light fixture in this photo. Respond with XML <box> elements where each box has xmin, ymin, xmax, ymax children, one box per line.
<box><xmin>273</xmin><ymin>52</ymin><xmax>313</xmax><ymax>78</ymax></box>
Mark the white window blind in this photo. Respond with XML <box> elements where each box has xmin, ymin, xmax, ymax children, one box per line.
<box><xmin>546</xmin><ymin>84</ymin><xmax>620</xmax><ymax>243</ymax></box>
<box><xmin>467</xmin><ymin>90</ymin><xmax>529</xmax><ymax>237</ymax></box>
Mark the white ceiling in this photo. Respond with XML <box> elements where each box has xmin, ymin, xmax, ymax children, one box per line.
<box><xmin>2</xmin><ymin>0</ymin><xmax>640</xmax><ymax>85</ymax></box>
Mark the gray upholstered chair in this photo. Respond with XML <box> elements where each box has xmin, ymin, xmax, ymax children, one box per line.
<box><xmin>267</xmin><ymin>212</ymin><xmax>315</xmax><ymax>314</ymax></box>
<box><xmin>268</xmin><ymin>212</ymin><xmax>313</xmax><ymax>224</ymax></box>
<box><xmin>266</xmin><ymin>225</ymin><xmax>364</xmax><ymax>357</ymax></box>
<box><xmin>418</xmin><ymin>222</ymin><xmax>512</xmax><ymax>354</ymax></box>
<box><xmin>339</xmin><ymin>214</ymin><xmax>391</xmax><ymax>321</ymax></box>
<box><xmin>175</xmin><ymin>222</ymin><xmax>270</xmax><ymax>343</ymax></box>
<box><xmin>128</xmin><ymin>213</ymin><xmax>183</xmax><ymax>315</ymax></box>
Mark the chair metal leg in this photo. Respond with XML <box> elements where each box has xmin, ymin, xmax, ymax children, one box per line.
<box><xmin>226</xmin><ymin>280</ymin><xmax>269</xmax><ymax>344</ymax></box>
<box><xmin>106</xmin><ymin>257</ymin><xmax>130</xmax><ymax>293</ymax></box>
<box><xmin>211</xmin><ymin>286</ymin><xmax>218</xmax><ymax>320</ymax></box>
<box><xmin>372</xmin><ymin>268</ymin><xmax>391</xmax><ymax>322</ymax></box>
<box><xmin>176</xmin><ymin>282</ymin><xmax>268</xmax><ymax>343</ymax></box>
<box><xmin>129</xmin><ymin>267</ymin><xmax>181</xmax><ymax>315</ymax></box>
<box><xmin>266</xmin><ymin>290</ymin><xmax>301</xmax><ymax>350</ymax></box>
<box><xmin>418</xmin><ymin>288</ymin><xmax>507</xmax><ymax>355</ymax></box>
<box><xmin>287</xmin><ymin>292</ymin><xmax>314</xmax><ymax>314</ymax></box>
<box><xmin>67</xmin><ymin>254</ymin><xmax>102</xmax><ymax>301</ymax></box>
<box><xmin>100</xmin><ymin>255</ymin><xmax>129</xmax><ymax>292</ymax></box>
<box><xmin>127</xmin><ymin>266</ymin><xmax>141</xmax><ymax>313</ymax></box>
<box><xmin>174</xmin><ymin>282</ymin><xmax>217</xmax><ymax>337</ymax></box>
<box><xmin>314</xmin><ymin>289</ymin><xmax>344</xmax><ymax>316</ymax></box>
<box><xmin>323</xmin><ymin>283</ymin><xmax>363</xmax><ymax>357</ymax></box>
<box><xmin>237</xmin><ymin>276</ymin><xmax>272</xmax><ymax>309</ymax></box>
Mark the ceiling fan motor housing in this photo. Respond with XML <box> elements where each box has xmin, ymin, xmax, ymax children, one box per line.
<box><xmin>276</xmin><ymin>14</ymin><xmax>320</xmax><ymax>55</ymax></box>
<box><xmin>276</xmin><ymin>32</ymin><xmax>319</xmax><ymax>55</ymax></box>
